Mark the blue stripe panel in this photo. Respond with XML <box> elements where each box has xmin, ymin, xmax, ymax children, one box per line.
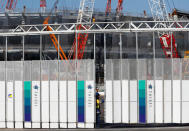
<box><xmin>78</xmin><ymin>81</ymin><xmax>85</xmax><ymax>122</ymax></box>
<box><xmin>24</xmin><ymin>81</ymin><xmax>31</xmax><ymax>122</ymax></box>
<box><xmin>139</xmin><ymin>80</ymin><xmax>146</xmax><ymax>123</ymax></box>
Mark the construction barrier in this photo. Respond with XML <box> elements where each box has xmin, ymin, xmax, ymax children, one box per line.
<box><xmin>0</xmin><ymin>60</ymin><xmax>95</xmax><ymax>129</ymax></box>
<box><xmin>105</xmin><ymin>59</ymin><xmax>189</xmax><ymax>124</ymax></box>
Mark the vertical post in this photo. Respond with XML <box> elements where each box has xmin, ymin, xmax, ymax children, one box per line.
<box><xmin>5</xmin><ymin>36</ymin><xmax>7</xmax><ymax>61</ymax></box>
<box><xmin>40</xmin><ymin>35</ymin><xmax>42</xmax><ymax>61</ymax></box>
<box><xmin>58</xmin><ymin>35</ymin><xmax>60</xmax><ymax>60</ymax></box>
<box><xmin>104</xmin><ymin>33</ymin><xmax>107</xmax><ymax>123</ymax></box>
<box><xmin>120</xmin><ymin>33</ymin><xmax>123</xmax><ymax>122</ymax></box>
<box><xmin>23</xmin><ymin>36</ymin><xmax>25</xmax><ymax>61</ymax></box>
<box><xmin>57</xmin><ymin>34</ymin><xmax>60</xmax><ymax>127</ymax></box>
<box><xmin>171</xmin><ymin>32</ymin><xmax>173</xmax><ymax>123</ymax></box>
<box><xmin>93</xmin><ymin>33</ymin><xmax>96</xmax><ymax>123</ymax></box>
<box><xmin>136</xmin><ymin>32</ymin><xmax>139</xmax><ymax>60</ymax></box>
<box><xmin>76</xmin><ymin>31</ymin><xmax>78</xmax><ymax>125</ymax></box>
<box><xmin>5</xmin><ymin>36</ymin><xmax>7</xmax><ymax>128</ymax></box>
<box><xmin>136</xmin><ymin>32</ymin><xmax>139</xmax><ymax>122</ymax></box>
<box><xmin>153</xmin><ymin>32</ymin><xmax>156</xmax><ymax>123</ymax></box>
<box><xmin>39</xmin><ymin>35</ymin><xmax>42</xmax><ymax>125</ymax></box>
<box><xmin>22</xmin><ymin>36</ymin><xmax>24</xmax><ymax>127</ymax></box>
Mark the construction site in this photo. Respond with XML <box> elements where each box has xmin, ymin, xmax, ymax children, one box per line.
<box><xmin>1</xmin><ymin>0</ymin><xmax>189</xmax><ymax>129</ymax></box>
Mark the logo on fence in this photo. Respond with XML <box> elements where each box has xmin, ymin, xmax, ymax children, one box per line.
<box><xmin>34</xmin><ymin>85</ymin><xmax>39</xmax><ymax>90</ymax></box>
<box><xmin>149</xmin><ymin>84</ymin><xmax>152</xmax><ymax>90</ymax></box>
<box><xmin>88</xmin><ymin>85</ymin><xmax>92</xmax><ymax>90</ymax></box>
<box><xmin>34</xmin><ymin>85</ymin><xmax>39</xmax><ymax>107</ymax></box>
<box><xmin>8</xmin><ymin>94</ymin><xmax>13</xmax><ymax>98</ymax></box>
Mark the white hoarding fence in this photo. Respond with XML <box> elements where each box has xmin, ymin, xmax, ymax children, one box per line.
<box><xmin>0</xmin><ymin>60</ymin><xmax>95</xmax><ymax>129</ymax></box>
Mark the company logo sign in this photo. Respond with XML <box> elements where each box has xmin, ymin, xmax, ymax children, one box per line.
<box><xmin>149</xmin><ymin>84</ymin><xmax>152</xmax><ymax>89</ymax></box>
<box><xmin>88</xmin><ymin>85</ymin><xmax>92</xmax><ymax>90</ymax></box>
<box><xmin>34</xmin><ymin>85</ymin><xmax>39</xmax><ymax>90</ymax></box>
<box><xmin>8</xmin><ymin>94</ymin><xmax>13</xmax><ymax>98</ymax></box>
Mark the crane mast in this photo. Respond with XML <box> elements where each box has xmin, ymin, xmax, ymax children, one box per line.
<box><xmin>116</xmin><ymin>0</ymin><xmax>123</xmax><ymax>16</ymax></box>
<box><xmin>148</xmin><ymin>0</ymin><xmax>169</xmax><ymax>21</ymax></box>
<box><xmin>105</xmin><ymin>0</ymin><xmax>111</xmax><ymax>16</ymax></box>
<box><xmin>148</xmin><ymin>0</ymin><xmax>179</xmax><ymax>58</ymax></box>
<box><xmin>77</xmin><ymin>0</ymin><xmax>95</xmax><ymax>24</ymax></box>
<box><xmin>5</xmin><ymin>0</ymin><xmax>17</xmax><ymax>11</ymax></box>
<box><xmin>68</xmin><ymin>0</ymin><xmax>95</xmax><ymax>59</ymax></box>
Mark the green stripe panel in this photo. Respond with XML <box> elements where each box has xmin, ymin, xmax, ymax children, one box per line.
<box><xmin>77</xmin><ymin>80</ymin><xmax>85</xmax><ymax>123</ymax></box>
<box><xmin>139</xmin><ymin>80</ymin><xmax>146</xmax><ymax>123</ymax></box>
<box><xmin>24</xmin><ymin>81</ymin><xmax>31</xmax><ymax>122</ymax></box>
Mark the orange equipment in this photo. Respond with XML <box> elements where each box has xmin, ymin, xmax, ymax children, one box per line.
<box><xmin>43</xmin><ymin>0</ymin><xmax>68</xmax><ymax>60</ymax></box>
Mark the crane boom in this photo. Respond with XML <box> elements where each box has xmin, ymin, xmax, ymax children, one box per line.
<box><xmin>68</xmin><ymin>0</ymin><xmax>95</xmax><ymax>59</ymax></box>
<box><xmin>5</xmin><ymin>0</ymin><xmax>17</xmax><ymax>11</ymax></box>
<box><xmin>148</xmin><ymin>0</ymin><xmax>179</xmax><ymax>58</ymax></box>
<box><xmin>105</xmin><ymin>0</ymin><xmax>111</xmax><ymax>16</ymax></box>
<box><xmin>43</xmin><ymin>0</ymin><xmax>68</xmax><ymax>60</ymax></box>
<box><xmin>116</xmin><ymin>0</ymin><xmax>123</xmax><ymax>16</ymax></box>
<box><xmin>148</xmin><ymin>0</ymin><xmax>169</xmax><ymax>21</ymax></box>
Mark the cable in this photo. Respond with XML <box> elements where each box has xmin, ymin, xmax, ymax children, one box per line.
<box><xmin>171</xmin><ymin>0</ymin><xmax>176</xmax><ymax>9</ymax></box>
<box><xmin>166</xmin><ymin>0</ymin><xmax>172</xmax><ymax>13</ymax></box>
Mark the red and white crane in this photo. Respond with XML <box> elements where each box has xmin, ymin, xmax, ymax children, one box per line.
<box><xmin>68</xmin><ymin>0</ymin><xmax>95</xmax><ymax>59</ymax></box>
<box><xmin>0</xmin><ymin>0</ymin><xmax>17</xmax><ymax>11</ymax></box>
<box><xmin>148</xmin><ymin>0</ymin><xmax>179</xmax><ymax>58</ymax></box>
<box><xmin>105</xmin><ymin>0</ymin><xmax>111</xmax><ymax>16</ymax></box>
<box><xmin>116</xmin><ymin>0</ymin><xmax>123</xmax><ymax>16</ymax></box>
<box><xmin>105</xmin><ymin>0</ymin><xmax>123</xmax><ymax>16</ymax></box>
<box><xmin>40</xmin><ymin>0</ymin><xmax>46</xmax><ymax>13</ymax></box>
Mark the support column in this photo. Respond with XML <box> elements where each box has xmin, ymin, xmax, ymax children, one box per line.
<box><xmin>5</xmin><ymin>36</ymin><xmax>7</xmax><ymax>128</ymax></box>
<box><xmin>171</xmin><ymin>32</ymin><xmax>173</xmax><ymax>123</ymax></box>
<box><xmin>136</xmin><ymin>32</ymin><xmax>139</xmax><ymax>123</ymax></box>
<box><xmin>58</xmin><ymin>35</ymin><xmax>60</xmax><ymax>60</ymax></box>
<box><xmin>153</xmin><ymin>32</ymin><xmax>156</xmax><ymax>123</ymax></box>
<box><xmin>40</xmin><ymin>35</ymin><xmax>42</xmax><ymax>61</ymax></box>
<box><xmin>120</xmin><ymin>33</ymin><xmax>123</xmax><ymax>123</ymax></box>
<box><xmin>23</xmin><ymin>36</ymin><xmax>24</xmax><ymax>61</ymax></box>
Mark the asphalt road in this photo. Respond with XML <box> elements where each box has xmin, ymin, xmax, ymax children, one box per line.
<box><xmin>1</xmin><ymin>127</ymin><xmax>189</xmax><ymax>131</ymax></box>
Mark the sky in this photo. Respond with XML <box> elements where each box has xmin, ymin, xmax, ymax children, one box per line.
<box><xmin>10</xmin><ymin>0</ymin><xmax>189</xmax><ymax>15</ymax></box>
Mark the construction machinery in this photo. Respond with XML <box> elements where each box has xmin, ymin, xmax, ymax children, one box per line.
<box><xmin>0</xmin><ymin>0</ymin><xmax>17</xmax><ymax>11</ymax></box>
<box><xmin>105</xmin><ymin>0</ymin><xmax>111</xmax><ymax>16</ymax></box>
<box><xmin>148</xmin><ymin>0</ymin><xmax>179</xmax><ymax>58</ymax></box>
<box><xmin>116</xmin><ymin>0</ymin><xmax>123</xmax><ymax>16</ymax></box>
<box><xmin>43</xmin><ymin>0</ymin><xmax>95</xmax><ymax>60</ymax></box>
<box><xmin>40</xmin><ymin>0</ymin><xmax>46</xmax><ymax>13</ymax></box>
<box><xmin>43</xmin><ymin>0</ymin><xmax>68</xmax><ymax>60</ymax></box>
<box><xmin>68</xmin><ymin>0</ymin><xmax>95</xmax><ymax>60</ymax></box>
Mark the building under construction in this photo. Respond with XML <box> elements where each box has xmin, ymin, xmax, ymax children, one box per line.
<box><xmin>1</xmin><ymin>0</ymin><xmax>189</xmax><ymax>129</ymax></box>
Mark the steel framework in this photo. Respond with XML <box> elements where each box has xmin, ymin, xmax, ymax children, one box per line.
<box><xmin>5</xmin><ymin>21</ymin><xmax>189</xmax><ymax>36</ymax></box>
<box><xmin>68</xmin><ymin>0</ymin><xmax>95</xmax><ymax>59</ymax></box>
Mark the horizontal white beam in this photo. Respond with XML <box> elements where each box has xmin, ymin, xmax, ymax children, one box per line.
<box><xmin>0</xmin><ymin>21</ymin><xmax>189</xmax><ymax>36</ymax></box>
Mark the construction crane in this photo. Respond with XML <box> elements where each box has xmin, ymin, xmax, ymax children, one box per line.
<box><xmin>148</xmin><ymin>0</ymin><xmax>179</xmax><ymax>58</ymax></box>
<box><xmin>105</xmin><ymin>0</ymin><xmax>111</xmax><ymax>16</ymax></box>
<box><xmin>0</xmin><ymin>0</ymin><xmax>17</xmax><ymax>11</ymax></box>
<box><xmin>116</xmin><ymin>0</ymin><xmax>123</xmax><ymax>16</ymax></box>
<box><xmin>43</xmin><ymin>0</ymin><xmax>68</xmax><ymax>60</ymax></box>
<box><xmin>40</xmin><ymin>0</ymin><xmax>46</xmax><ymax>13</ymax></box>
<box><xmin>68</xmin><ymin>0</ymin><xmax>95</xmax><ymax>59</ymax></box>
